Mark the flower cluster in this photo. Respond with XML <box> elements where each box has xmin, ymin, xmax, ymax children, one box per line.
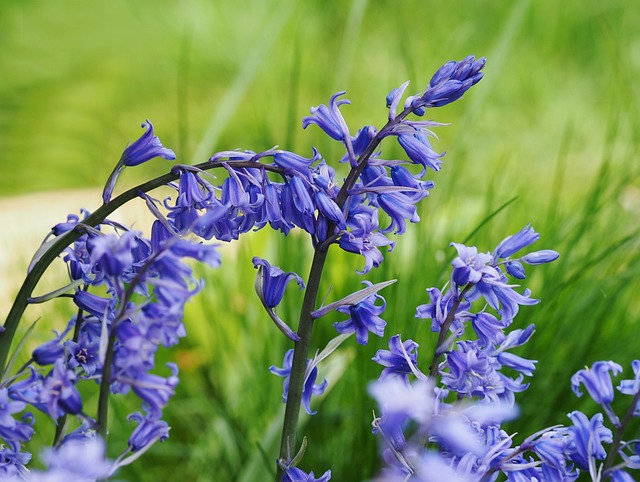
<box><xmin>368</xmin><ymin>229</ymin><xmax>640</xmax><ymax>481</ymax></box>
<box><xmin>4</xmin><ymin>52</ymin><xmax>634</xmax><ymax>482</ymax></box>
<box><xmin>0</xmin><ymin>55</ymin><xmax>490</xmax><ymax>479</ymax></box>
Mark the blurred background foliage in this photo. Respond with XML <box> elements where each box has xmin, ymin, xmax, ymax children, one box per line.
<box><xmin>1</xmin><ymin>0</ymin><xmax>639</xmax><ymax>480</ymax></box>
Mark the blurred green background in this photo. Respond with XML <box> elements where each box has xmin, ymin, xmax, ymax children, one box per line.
<box><xmin>1</xmin><ymin>0</ymin><xmax>639</xmax><ymax>480</ymax></box>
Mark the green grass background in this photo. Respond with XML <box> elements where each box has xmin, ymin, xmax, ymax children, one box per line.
<box><xmin>1</xmin><ymin>0</ymin><xmax>640</xmax><ymax>480</ymax></box>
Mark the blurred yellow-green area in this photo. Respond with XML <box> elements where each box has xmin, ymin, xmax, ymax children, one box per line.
<box><xmin>1</xmin><ymin>1</ymin><xmax>640</xmax><ymax>481</ymax></box>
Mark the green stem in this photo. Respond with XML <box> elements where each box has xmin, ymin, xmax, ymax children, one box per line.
<box><xmin>275</xmin><ymin>108</ymin><xmax>414</xmax><ymax>480</ymax></box>
<box><xmin>276</xmin><ymin>248</ymin><xmax>329</xmax><ymax>473</ymax></box>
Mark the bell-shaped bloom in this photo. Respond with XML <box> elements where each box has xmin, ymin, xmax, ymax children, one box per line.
<box><xmin>0</xmin><ymin>388</ymin><xmax>34</xmax><ymax>446</ymax></box>
<box><xmin>572</xmin><ymin>361</ymin><xmax>622</xmax><ymax>405</ymax></box>
<box><xmin>302</xmin><ymin>91</ymin><xmax>350</xmax><ymax>141</ymax></box>
<box><xmin>30</xmin><ymin>438</ymin><xmax>111</xmax><ymax>482</ymax></box>
<box><xmin>397</xmin><ymin>131</ymin><xmax>443</xmax><ymax>176</ymax></box>
<box><xmin>253</xmin><ymin>257</ymin><xmax>304</xmax><ymax>341</ymax></box>
<box><xmin>572</xmin><ymin>361</ymin><xmax>622</xmax><ymax>425</ymax></box>
<box><xmin>420</xmin><ymin>55</ymin><xmax>486</xmax><ymax>108</ymax></box>
<box><xmin>339</xmin><ymin>206</ymin><xmax>394</xmax><ymax>274</ymax></box>
<box><xmin>274</xmin><ymin>149</ymin><xmax>321</xmax><ymax>180</ymax></box>
<box><xmin>127</xmin><ymin>412</ymin><xmax>170</xmax><ymax>452</ymax></box>
<box><xmin>40</xmin><ymin>359</ymin><xmax>83</xmax><ymax>419</ymax></box>
<box><xmin>282</xmin><ymin>466</ymin><xmax>332</xmax><ymax>482</ymax></box>
<box><xmin>566</xmin><ymin>411</ymin><xmax>612</xmax><ymax>471</ymax></box>
<box><xmin>372</xmin><ymin>335</ymin><xmax>423</xmax><ymax>383</ymax></box>
<box><xmin>450</xmin><ymin>243</ymin><xmax>493</xmax><ymax>286</ymax></box>
<box><xmin>617</xmin><ymin>359</ymin><xmax>640</xmax><ymax>415</ymax></box>
<box><xmin>386</xmin><ymin>81</ymin><xmax>410</xmax><ymax>120</ymax></box>
<box><xmin>253</xmin><ymin>257</ymin><xmax>305</xmax><ymax>309</ymax></box>
<box><xmin>269</xmin><ymin>349</ymin><xmax>328</xmax><ymax>415</ymax></box>
<box><xmin>119</xmin><ymin>120</ymin><xmax>176</xmax><ymax>167</ymax></box>
<box><xmin>521</xmin><ymin>250</ymin><xmax>560</xmax><ymax>265</ymax></box>
<box><xmin>333</xmin><ymin>281</ymin><xmax>388</xmax><ymax>345</ymax></box>
<box><xmin>315</xmin><ymin>191</ymin><xmax>346</xmax><ymax>230</ymax></box>
<box><xmin>103</xmin><ymin>120</ymin><xmax>175</xmax><ymax>203</ymax></box>
<box><xmin>493</xmin><ymin>225</ymin><xmax>540</xmax><ymax>260</ymax></box>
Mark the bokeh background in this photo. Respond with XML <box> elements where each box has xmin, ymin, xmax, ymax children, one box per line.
<box><xmin>1</xmin><ymin>0</ymin><xmax>639</xmax><ymax>480</ymax></box>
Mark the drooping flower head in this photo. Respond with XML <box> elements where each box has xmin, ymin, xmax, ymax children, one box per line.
<box><xmin>103</xmin><ymin>120</ymin><xmax>176</xmax><ymax>203</ymax></box>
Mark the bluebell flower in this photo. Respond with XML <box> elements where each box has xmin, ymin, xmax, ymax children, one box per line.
<box><xmin>0</xmin><ymin>388</ymin><xmax>34</xmax><ymax>446</ymax></box>
<box><xmin>471</xmin><ymin>312</ymin><xmax>508</xmax><ymax>347</ymax></box>
<box><xmin>302</xmin><ymin>91</ymin><xmax>350</xmax><ymax>141</ymax></box>
<box><xmin>339</xmin><ymin>206</ymin><xmax>394</xmax><ymax>274</ymax></box>
<box><xmin>0</xmin><ymin>445</ymin><xmax>31</xmax><ymax>480</ymax></box>
<box><xmin>40</xmin><ymin>359</ymin><xmax>83</xmax><ymax>419</ymax></box>
<box><xmin>334</xmin><ymin>281</ymin><xmax>388</xmax><ymax>345</ymax></box>
<box><xmin>253</xmin><ymin>257</ymin><xmax>305</xmax><ymax>309</ymax></box>
<box><xmin>419</xmin><ymin>56</ymin><xmax>486</xmax><ymax>108</ymax></box>
<box><xmin>415</xmin><ymin>287</ymin><xmax>472</xmax><ymax>334</ymax></box>
<box><xmin>127</xmin><ymin>363</ymin><xmax>179</xmax><ymax>419</ymax></box>
<box><xmin>32</xmin><ymin>322</ymin><xmax>73</xmax><ymax>366</ymax></box>
<box><xmin>505</xmin><ymin>260</ymin><xmax>526</xmax><ymax>279</ymax></box>
<box><xmin>372</xmin><ymin>335</ymin><xmax>422</xmax><ymax>383</ymax></box>
<box><xmin>610</xmin><ymin>470</ymin><xmax>636</xmax><ymax>482</ymax></box>
<box><xmin>572</xmin><ymin>361</ymin><xmax>623</xmax><ymax>425</ymax></box>
<box><xmin>386</xmin><ymin>81</ymin><xmax>410</xmax><ymax>120</ymax></box>
<box><xmin>566</xmin><ymin>411</ymin><xmax>612</xmax><ymax>471</ymax></box>
<box><xmin>167</xmin><ymin>169</ymin><xmax>215</xmax><ymax>233</ymax></box>
<box><xmin>282</xmin><ymin>466</ymin><xmax>332</xmax><ymax>482</ymax></box>
<box><xmin>450</xmin><ymin>243</ymin><xmax>494</xmax><ymax>286</ymax></box>
<box><xmin>253</xmin><ymin>257</ymin><xmax>304</xmax><ymax>341</ymax></box>
<box><xmin>270</xmin><ymin>349</ymin><xmax>328</xmax><ymax>415</ymax></box>
<box><xmin>87</xmin><ymin>231</ymin><xmax>139</xmax><ymax>279</ymax></box>
<box><xmin>120</xmin><ymin>120</ymin><xmax>176</xmax><ymax>167</ymax></box>
<box><xmin>315</xmin><ymin>191</ymin><xmax>346</xmax><ymax>230</ymax></box>
<box><xmin>493</xmin><ymin>225</ymin><xmax>540</xmax><ymax>260</ymax></box>
<box><xmin>281</xmin><ymin>179</ymin><xmax>316</xmax><ymax>235</ymax></box>
<box><xmin>274</xmin><ymin>149</ymin><xmax>321</xmax><ymax>180</ymax></box>
<box><xmin>30</xmin><ymin>437</ymin><xmax>111</xmax><ymax>482</ymax></box>
<box><xmin>103</xmin><ymin>120</ymin><xmax>176</xmax><ymax>203</ymax></box>
<box><xmin>617</xmin><ymin>359</ymin><xmax>640</xmax><ymax>415</ymax></box>
<box><xmin>520</xmin><ymin>250</ymin><xmax>560</xmax><ymax>265</ymax></box>
<box><xmin>397</xmin><ymin>130</ymin><xmax>444</xmax><ymax>176</ymax></box>
<box><xmin>127</xmin><ymin>412</ymin><xmax>170</xmax><ymax>452</ymax></box>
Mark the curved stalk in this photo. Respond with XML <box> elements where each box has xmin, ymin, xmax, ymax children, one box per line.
<box><xmin>0</xmin><ymin>160</ymin><xmax>284</xmax><ymax>372</ymax></box>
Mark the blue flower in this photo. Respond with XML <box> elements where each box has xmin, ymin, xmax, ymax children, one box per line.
<box><xmin>127</xmin><ymin>412</ymin><xmax>170</xmax><ymax>452</ymax></box>
<box><xmin>0</xmin><ymin>388</ymin><xmax>34</xmax><ymax>446</ymax></box>
<box><xmin>572</xmin><ymin>361</ymin><xmax>622</xmax><ymax>425</ymax></box>
<box><xmin>419</xmin><ymin>56</ymin><xmax>486</xmax><ymax>108</ymax></box>
<box><xmin>120</xmin><ymin>120</ymin><xmax>176</xmax><ymax>167</ymax></box>
<box><xmin>338</xmin><ymin>207</ymin><xmax>394</xmax><ymax>274</ymax></box>
<box><xmin>372</xmin><ymin>335</ymin><xmax>421</xmax><ymax>383</ymax></box>
<box><xmin>282</xmin><ymin>466</ymin><xmax>331</xmax><ymax>482</ymax></box>
<box><xmin>617</xmin><ymin>359</ymin><xmax>640</xmax><ymax>415</ymax></box>
<box><xmin>333</xmin><ymin>281</ymin><xmax>387</xmax><ymax>345</ymax></box>
<box><xmin>397</xmin><ymin>130</ymin><xmax>444</xmax><ymax>176</ymax></box>
<box><xmin>103</xmin><ymin>120</ymin><xmax>175</xmax><ymax>203</ymax></box>
<box><xmin>270</xmin><ymin>350</ymin><xmax>328</xmax><ymax>415</ymax></box>
<box><xmin>450</xmin><ymin>243</ymin><xmax>494</xmax><ymax>286</ymax></box>
<box><xmin>493</xmin><ymin>224</ymin><xmax>540</xmax><ymax>260</ymax></box>
<box><xmin>30</xmin><ymin>438</ymin><xmax>110</xmax><ymax>482</ymax></box>
<box><xmin>253</xmin><ymin>257</ymin><xmax>305</xmax><ymax>309</ymax></box>
<box><xmin>566</xmin><ymin>411</ymin><xmax>612</xmax><ymax>471</ymax></box>
<box><xmin>302</xmin><ymin>92</ymin><xmax>350</xmax><ymax>141</ymax></box>
<box><xmin>40</xmin><ymin>359</ymin><xmax>83</xmax><ymax>419</ymax></box>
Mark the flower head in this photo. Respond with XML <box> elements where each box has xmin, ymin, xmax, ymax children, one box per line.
<box><xmin>120</xmin><ymin>120</ymin><xmax>176</xmax><ymax>167</ymax></box>
<box><xmin>333</xmin><ymin>281</ymin><xmax>388</xmax><ymax>345</ymax></box>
